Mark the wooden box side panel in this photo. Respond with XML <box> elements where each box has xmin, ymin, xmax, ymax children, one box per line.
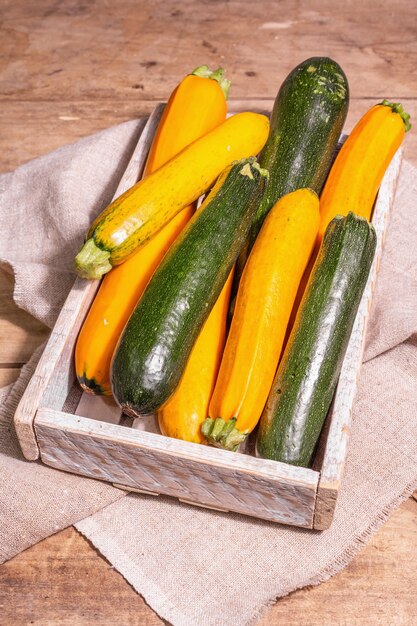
<box><xmin>314</xmin><ymin>149</ymin><xmax>402</xmax><ymax>530</ymax></box>
<box><xmin>35</xmin><ymin>409</ymin><xmax>319</xmax><ymax>528</ymax></box>
<box><xmin>13</xmin><ymin>105</ymin><xmax>165</xmax><ymax>461</ymax></box>
<box><xmin>13</xmin><ymin>277</ymin><xmax>99</xmax><ymax>461</ymax></box>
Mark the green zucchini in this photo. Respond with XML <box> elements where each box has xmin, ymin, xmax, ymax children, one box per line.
<box><xmin>256</xmin><ymin>212</ymin><xmax>376</xmax><ymax>467</ymax></box>
<box><xmin>111</xmin><ymin>158</ymin><xmax>267</xmax><ymax>417</ymax></box>
<box><xmin>235</xmin><ymin>57</ymin><xmax>349</xmax><ymax>283</ymax></box>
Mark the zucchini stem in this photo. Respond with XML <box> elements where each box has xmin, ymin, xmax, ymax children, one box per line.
<box><xmin>191</xmin><ymin>65</ymin><xmax>231</xmax><ymax>100</ymax></box>
<box><xmin>201</xmin><ymin>417</ymin><xmax>248</xmax><ymax>451</ymax></box>
<box><xmin>380</xmin><ymin>99</ymin><xmax>411</xmax><ymax>132</ymax></box>
<box><xmin>239</xmin><ymin>158</ymin><xmax>269</xmax><ymax>180</ymax></box>
<box><xmin>75</xmin><ymin>238</ymin><xmax>112</xmax><ymax>280</ymax></box>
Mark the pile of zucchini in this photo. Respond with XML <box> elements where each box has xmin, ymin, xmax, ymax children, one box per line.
<box><xmin>75</xmin><ymin>58</ymin><xmax>410</xmax><ymax>468</ymax></box>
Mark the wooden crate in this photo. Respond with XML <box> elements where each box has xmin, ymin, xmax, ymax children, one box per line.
<box><xmin>14</xmin><ymin>104</ymin><xmax>402</xmax><ymax>529</ymax></box>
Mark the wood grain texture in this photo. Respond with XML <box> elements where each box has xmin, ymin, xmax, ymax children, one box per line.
<box><xmin>1</xmin><ymin>99</ymin><xmax>416</xmax><ymax>174</ymax></box>
<box><xmin>1</xmin><ymin>499</ymin><xmax>416</xmax><ymax>626</ymax></box>
<box><xmin>75</xmin><ymin>392</ymin><xmax>122</xmax><ymax>424</ymax></box>
<box><xmin>0</xmin><ymin>527</ymin><xmax>162</xmax><ymax>626</ymax></box>
<box><xmin>35</xmin><ymin>408</ymin><xmax>319</xmax><ymax>527</ymax></box>
<box><xmin>1</xmin><ymin>0</ymin><xmax>416</xmax><ymax>102</ymax></box>
<box><xmin>1</xmin><ymin>0</ymin><xmax>417</xmax><ymax>174</ymax></box>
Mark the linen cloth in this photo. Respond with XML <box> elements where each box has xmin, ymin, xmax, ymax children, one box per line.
<box><xmin>0</xmin><ymin>120</ymin><xmax>416</xmax><ymax>626</ymax></box>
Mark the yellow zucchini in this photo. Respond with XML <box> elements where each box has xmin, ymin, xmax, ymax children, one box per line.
<box><xmin>203</xmin><ymin>189</ymin><xmax>320</xmax><ymax>450</ymax></box>
<box><xmin>318</xmin><ymin>99</ymin><xmax>410</xmax><ymax>242</ymax></box>
<box><xmin>157</xmin><ymin>272</ymin><xmax>233</xmax><ymax>443</ymax></box>
<box><xmin>75</xmin><ymin>65</ymin><xmax>229</xmax><ymax>394</ymax></box>
<box><xmin>75</xmin><ymin>112</ymin><xmax>270</xmax><ymax>279</ymax></box>
<box><xmin>288</xmin><ymin>99</ymin><xmax>410</xmax><ymax>334</ymax></box>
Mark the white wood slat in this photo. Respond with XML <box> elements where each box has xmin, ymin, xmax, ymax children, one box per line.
<box><xmin>35</xmin><ymin>408</ymin><xmax>319</xmax><ymax>528</ymax></box>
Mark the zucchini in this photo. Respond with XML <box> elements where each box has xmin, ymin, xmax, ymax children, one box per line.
<box><xmin>204</xmin><ymin>189</ymin><xmax>320</xmax><ymax>451</ymax></box>
<box><xmin>256</xmin><ymin>212</ymin><xmax>376</xmax><ymax>467</ymax></box>
<box><xmin>74</xmin><ymin>112</ymin><xmax>269</xmax><ymax>279</ymax></box>
<box><xmin>236</xmin><ymin>57</ymin><xmax>349</xmax><ymax>282</ymax></box>
<box><xmin>111</xmin><ymin>158</ymin><xmax>267</xmax><ymax>417</ymax></box>
<box><xmin>318</xmin><ymin>99</ymin><xmax>410</xmax><ymax>242</ymax></box>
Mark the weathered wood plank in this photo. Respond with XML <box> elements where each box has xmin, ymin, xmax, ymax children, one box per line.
<box><xmin>262</xmin><ymin>498</ymin><xmax>417</xmax><ymax>625</ymax></box>
<box><xmin>75</xmin><ymin>393</ymin><xmax>122</xmax><ymax>424</ymax></box>
<box><xmin>1</xmin><ymin>99</ymin><xmax>416</xmax><ymax>174</ymax></box>
<box><xmin>1</xmin><ymin>0</ymin><xmax>417</xmax><ymax>104</ymax></box>
<box><xmin>35</xmin><ymin>408</ymin><xmax>319</xmax><ymax>527</ymax></box>
<box><xmin>0</xmin><ymin>527</ymin><xmax>162</xmax><ymax>626</ymax></box>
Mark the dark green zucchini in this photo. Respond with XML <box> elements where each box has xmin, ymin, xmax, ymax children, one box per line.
<box><xmin>111</xmin><ymin>158</ymin><xmax>267</xmax><ymax>417</ymax></box>
<box><xmin>256</xmin><ymin>212</ymin><xmax>376</xmax><ymax>467</ymax></box>
<box><xmin>235</xmin><ymin>57</ymin><xmax>349</xmax><ymax>284</ymax></box>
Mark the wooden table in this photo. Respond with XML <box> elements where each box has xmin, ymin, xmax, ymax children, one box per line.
<box><xmin>1</xmin><ymin>1</ymin><xmax>416</xmax><ymax>623</ymax></box>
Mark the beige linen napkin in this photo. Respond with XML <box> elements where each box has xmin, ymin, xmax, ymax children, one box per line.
<box><xmin>1</xmin><ymin>121</ymin><xmax>416</xmax><ymax>626</ymax></box>
<box><xmin>0</xmin><ymin>119</ymin><xmax>146</xmax><ymax>559</ymax></box>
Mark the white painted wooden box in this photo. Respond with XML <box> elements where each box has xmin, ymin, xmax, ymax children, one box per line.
<box><xmin>13</xmin><ymin>104</ymin><xmax>402</xmax><ymax>530</ymax></box>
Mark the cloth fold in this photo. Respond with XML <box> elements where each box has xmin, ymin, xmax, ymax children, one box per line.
<box><xmin>1</xmin><ymin>122</ymin><xmax>416</xmax><ymax>626</ymax></box>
